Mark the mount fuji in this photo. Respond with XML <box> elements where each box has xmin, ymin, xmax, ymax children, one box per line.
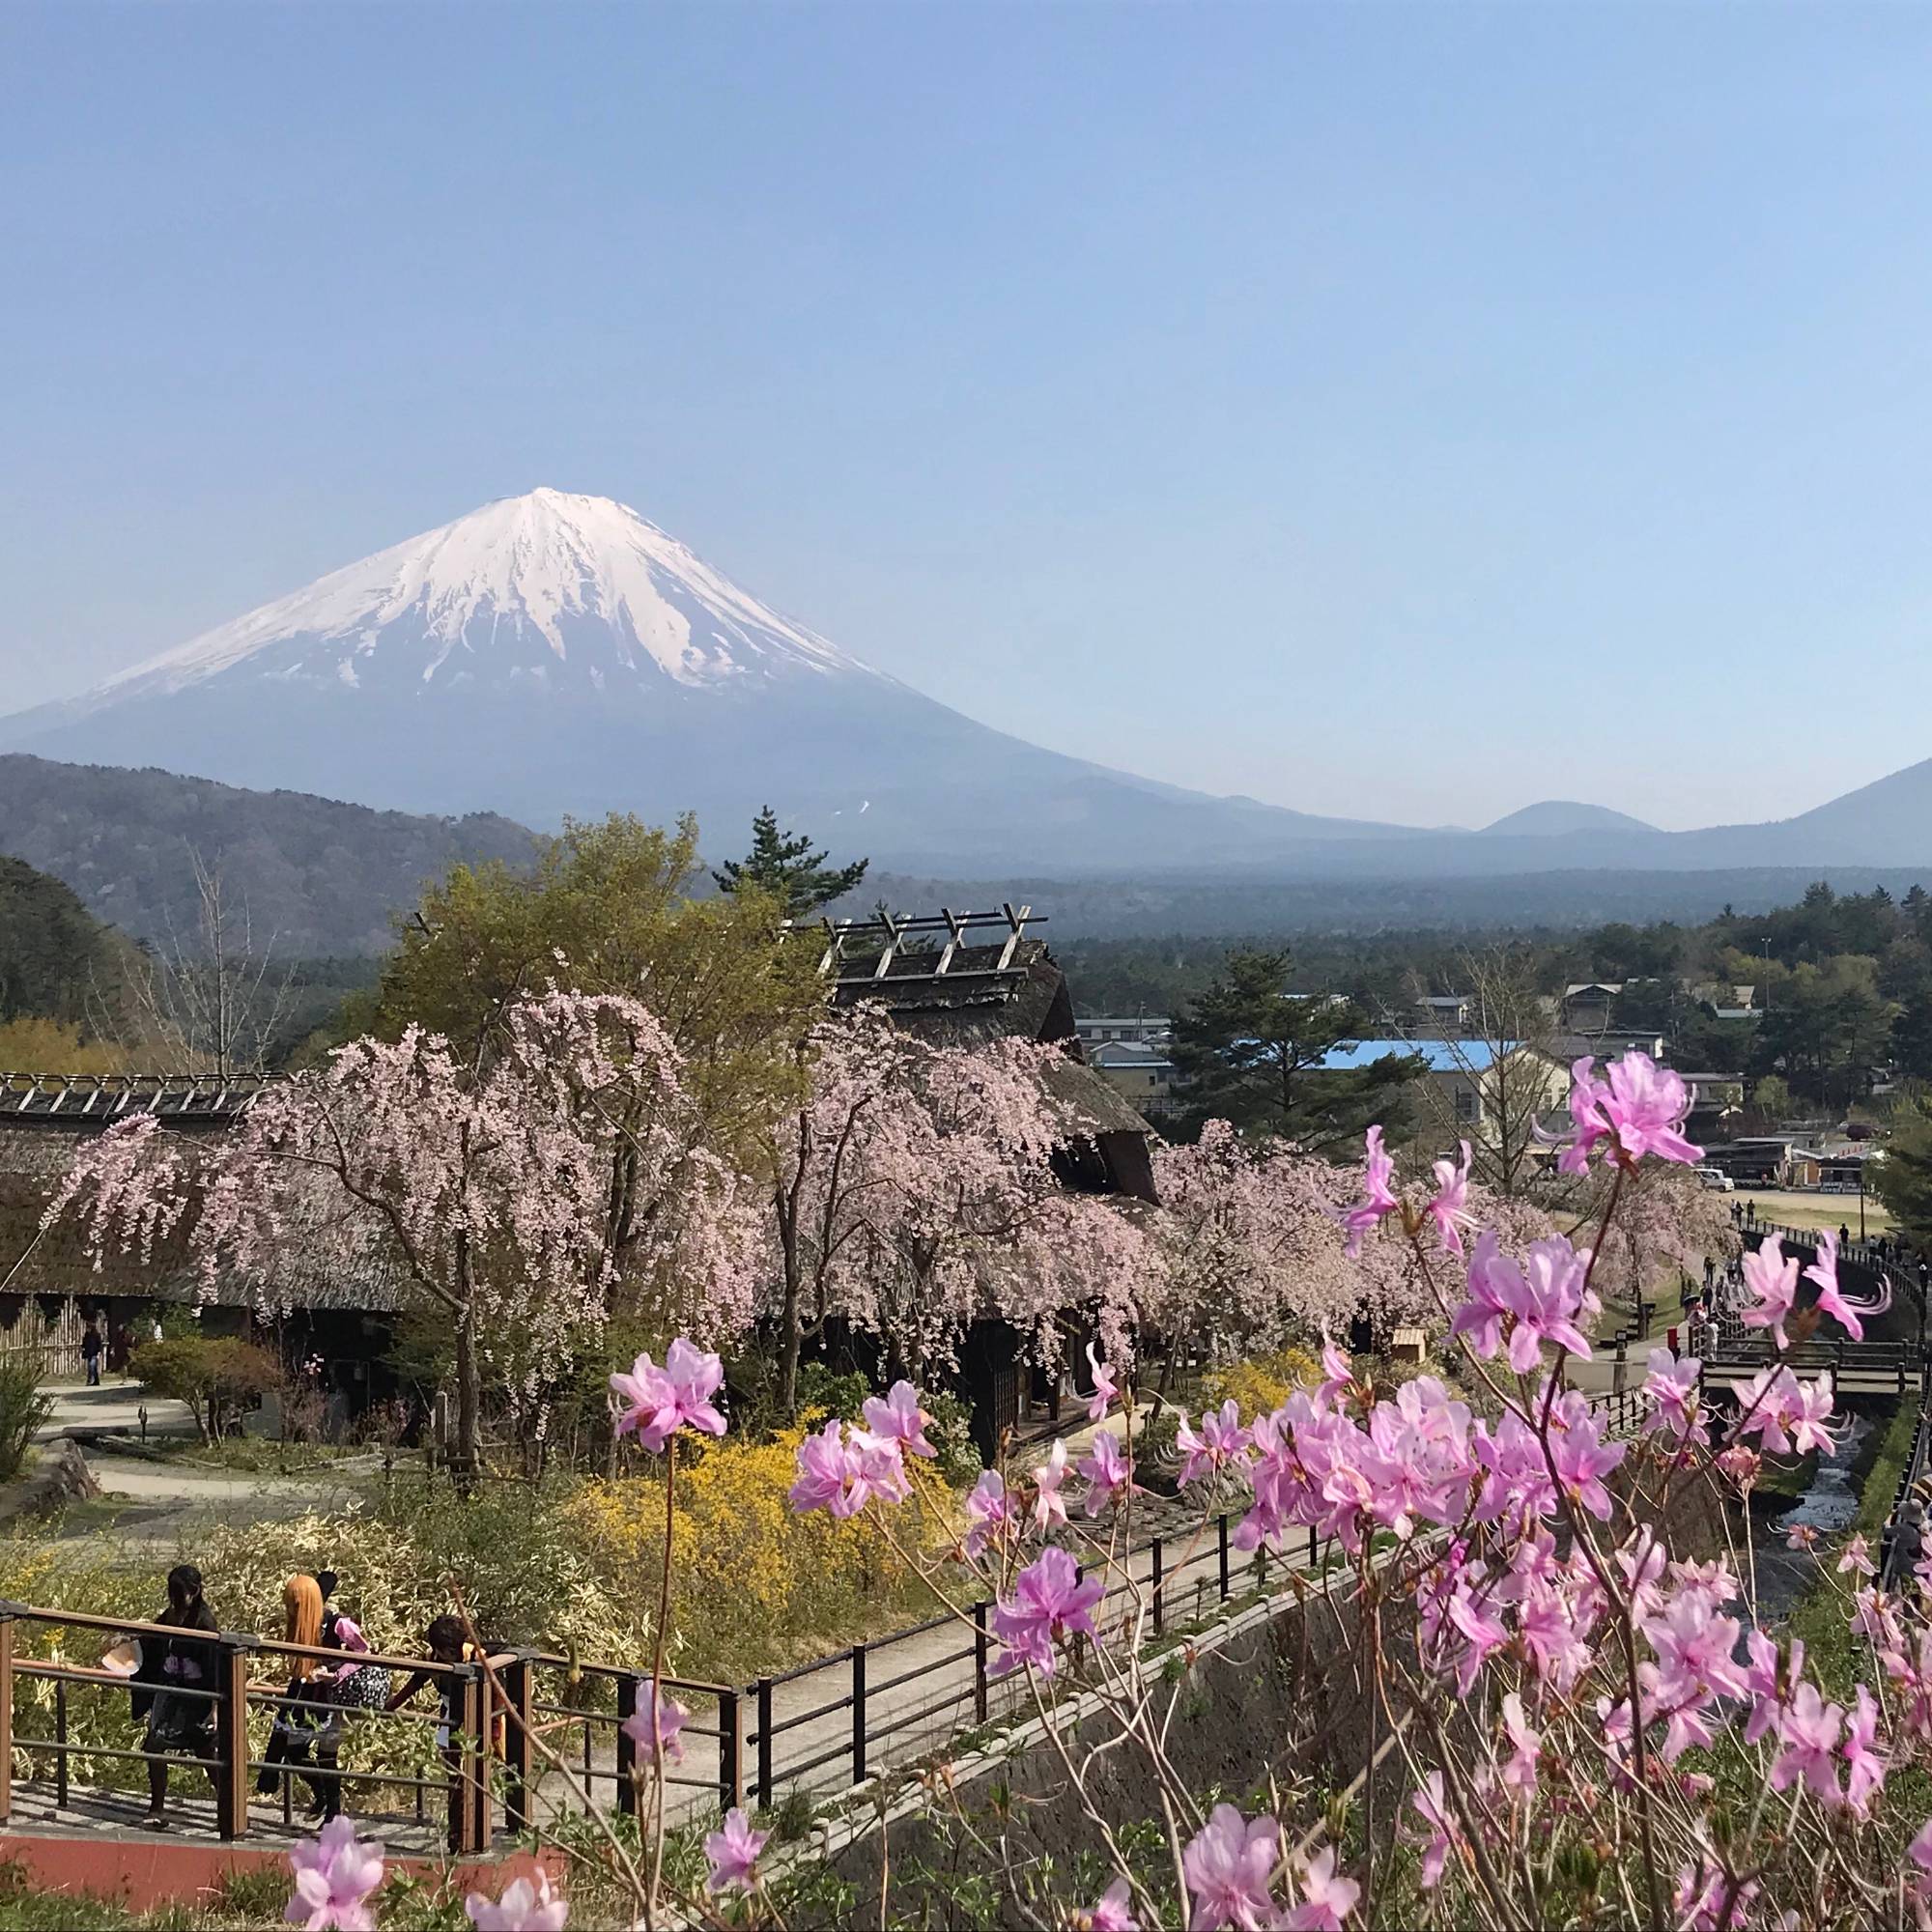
<box><xmin>0</xmin><ymin>489</ymin><xmax>1406</xmax><ymax>869</ymax></box>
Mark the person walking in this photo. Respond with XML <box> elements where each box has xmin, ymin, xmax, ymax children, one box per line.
<box><xmin>257</xmin><ymin>1575</ymin><xmax>332</xmax><ymax>1816</ymax></box>
<box><xmin>132</xmin><ymin>1564</ymin><xmax>219</xmax><ymax>1830</ymax></box>
<box><xmin>80</xmin><ymin>1320</ymin><xmax>103</xmax><ymax>1388</ymax></box>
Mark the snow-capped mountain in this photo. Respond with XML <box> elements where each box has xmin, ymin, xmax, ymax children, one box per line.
<box><xmin>88</xmin><ymin>489</ymin><xmax>869</xmax><ymax>703</ymax></box>
<box><xmin>0</xmin><ymin>489</ymin><xmax>1406</xmax><ymax>867</ymax></box>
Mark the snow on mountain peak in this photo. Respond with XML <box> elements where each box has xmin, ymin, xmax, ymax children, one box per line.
<box><xmin>101</xmin><ymin>488</ymin><xmax>869</xmax><ymax>701</ymax></box>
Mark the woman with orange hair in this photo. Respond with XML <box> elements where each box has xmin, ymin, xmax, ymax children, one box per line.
<box><xmin>256</xmin><ymin>1574</ymin><xmax>332</xmax><ymax>1816</ymax></box>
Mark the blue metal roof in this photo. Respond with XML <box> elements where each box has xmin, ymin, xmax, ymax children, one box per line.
<box><xmin>1312</xmin><ymin>1039</ymin><xmax>1517</xmax><ymax>1074</ymax></box>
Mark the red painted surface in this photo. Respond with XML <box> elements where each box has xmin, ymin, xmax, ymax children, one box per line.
<box><xmin>0</xmin><ymin>1830</ymin><xmax>556</xmax><ymax>1913</ymax></box>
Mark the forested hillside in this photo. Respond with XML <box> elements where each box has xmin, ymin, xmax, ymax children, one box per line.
<box><xmin>0</xmin><ymin>854</ymin><xmax>132</xmax><ymax>1028</ymax></box>
<box><xmin>0</xmin><ymin>754</ymin><xmax>537</xmax><ymax>952</ymax></box>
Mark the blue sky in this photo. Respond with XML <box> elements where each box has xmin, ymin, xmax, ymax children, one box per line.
<box><xmin>4</xmin><ymin>1</ymin><xmax>1932</xmax><ymax>830</ymax></box>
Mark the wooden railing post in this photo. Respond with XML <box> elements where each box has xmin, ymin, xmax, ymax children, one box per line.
<box><xmin>1150</xmin><ymin>1541</ymin><xmax>1164</xmax><ymax>1636</ymax></box>
<box><xmin>0</xmin><ymin>1611</ymin><xmax>14</xmax><ymax>1825</ymax></box>
<box><xmin>717</xmin><ymin>1688</ymin><xmax>743</xmax><ymax>1813</ymax></box>
<box><xmin>214</xmin><ymin>1633</ymin><xmax>257</xmax><ymax>1842</ymax></box>
<box><xmin>972</xmin><ymin>1603</ymin><xmax>990</xmax><ymax>1720</ymax></box>
<box><xmin>1217</xmin><ymin>1516</ymin><xmax>1231</xmax><ymax>1600</ymax></box>
<box><xmin>500</xmin><ymin>1654</ymin><xmax>535</xmax><ymax>1833</ymax></box>
<box><xmin>755</xmin><ymin>1677</ymin><xmax>774</xmax><ymax>1809</ymax></box>
<box><xmin>851</xmin><ymin>1644</ymin><xmax>867</xmax><ymax>1784</ymax></box>
<box><xmin>615</xmin><ymin>1676</ymin><xmax>639</xmax><ymax>1820</ymax></box>
<box><xmin>449</xmin><ymin>1665</ymin><xmax>488</xmax><ymax>1856</ymax></box>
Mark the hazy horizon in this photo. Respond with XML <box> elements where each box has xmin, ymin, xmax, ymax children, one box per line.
<box><xmin>6</xmin><ymin>3</ymin><xmax>1932</xmax><ymax>832</ymax></box>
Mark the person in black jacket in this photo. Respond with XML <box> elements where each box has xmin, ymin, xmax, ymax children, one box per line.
<box><xmin>133</xmin><ymin>1564</ymin><xmax>218</xmax><ymax>1829</ymax></box>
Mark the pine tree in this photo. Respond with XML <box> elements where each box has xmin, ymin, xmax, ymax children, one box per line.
<box><xmin>712</xmin><ymin>807</ymin><xmax>868</xmax><ymax>920</ymax></box>
<box><xmin>1169</xmin><ymin>948</ymin><xmax>1424</xmax><ymax>1155</ymax></box>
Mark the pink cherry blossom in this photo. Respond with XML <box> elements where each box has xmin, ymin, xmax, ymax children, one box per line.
<box><xmin>286</xmin><ymin>1816</ymin><xmax>384</xmax><ymax>1932</ymax></box>
<box><xmin>1425</xmin><ymin>1141</ymin><xmax>1475</xmax><ymax>1256</ymax></box>
<box><xmin>704</xmin><ymin>1806</ymin><xmax>769</xmax><ymax>1894</ymax></box>
<box><xmin>861</xmin><ymin>1379</ymin><xmax>937</xmax><ymax>1457</ymax></box>
<box><xmin>1335</xmin><ymin>1125</ymin><xmax>1399</xmax><ymax>1260</ymax></box>
<box><xmin>1181</xmin><ymin>1804</ymin><xmax>1280</xmax><ymax>1930</ymax></box>
<box><xmin>1282</xmin><ymin>1846</ymin><xmax>1358</xmax><ymax>1931</ymax></box>
<box><xmin>1085</xmin><ymin>1344</ymin><xmax>1120</xmax><ymax>1423</ymax></box>
<box><xmin>610</xmin><ymin>1338</ymin><xmax>726</xmax><ymax>1452</ymax></box>
<box><xmin>621</xmin><ymin>1681</ymin><xmax>686</xmax><ymax>1768</ymax></box>
<box><xmin>1080</xmin><ymin>1429</ymin><xmax>1137</xmax><ymax>1515</ymax></box>
<box><xmin>464</xmin><ymin>1871</ymin><xmax>568</xmax><ymax>1932</ymax></box>
<box><xmin>991</xmin><ymin>1547</ymin><xmax>1103</xmax><ymax>1679</ymax></box>
<box><xmin>1738</xmin><ymin>1234</ymin><xmax>1800</xmax><ymax>1348</ymax></box>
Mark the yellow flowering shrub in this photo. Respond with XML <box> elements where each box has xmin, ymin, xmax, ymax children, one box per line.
<box><xmin>562</xmin><ymin>1421</ymin><xmax>959</xmax><ymax>1684</ymax></box>
<box><xmin>1203</xmin><ymin>1346</ymin><xmax>1323</xmax><ymax>1424</ymax></box>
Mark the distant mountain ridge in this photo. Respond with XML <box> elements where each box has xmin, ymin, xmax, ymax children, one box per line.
<box><xmin>0</xmin><ymin>754</ymin><xmax>535</xmax><ymax>953</ymax></box>
<box><xmin>1480</xmin><ymin>801</ymin><xmax>1658</xmax><ymax>838</ymax></box>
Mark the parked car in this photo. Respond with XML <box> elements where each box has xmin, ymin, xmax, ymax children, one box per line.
<box><xmin>1692</xmin><ymin>1166</ymin><xmax>1735</xmax><ymax>1192</ymax></box>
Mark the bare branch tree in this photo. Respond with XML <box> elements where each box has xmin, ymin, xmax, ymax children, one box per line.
<box><xmin>99</xmin><ymin>850</ymin><xmax>298</xmax><ymax>1076</ymax></box>
<box><xmin>1400</xmin><ymin>946</ymin><xmax>1575</xmax><ymax>1199</ymax></box>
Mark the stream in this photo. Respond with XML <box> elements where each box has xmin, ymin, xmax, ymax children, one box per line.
<box><xmin>1750</xmin><ymin>1409</ymin><xmax>1873</xmax><ymax>1622</ymax></box>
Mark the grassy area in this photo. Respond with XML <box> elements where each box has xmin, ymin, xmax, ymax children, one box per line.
<box><xmin>137</xmin><ymin>1436</ymin><xmax>371</xmax><ymax>1475</ymax></box>
<box><xmin>1741</xmin><ymin>1187</ymin><xmax>1893</xmax><ymax>1235</ymax></box>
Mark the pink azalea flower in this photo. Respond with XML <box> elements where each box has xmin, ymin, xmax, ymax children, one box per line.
<box><xmin>1424</xmin><ymin>1142</ymin><xmax>1474</xmax><ymax>1256</ymax></box>
<box><xmin>963</xmin><ymin>1468</ymin><xmax>1014</xmax><ymax>1558</ymax></box>
<box><xmin>1599</xmin><ymin>1051</ymin><xmax>1702</xmax><ymax>1168</ymax></box>
<box><xmin>1080</xmin><ymin>1429</ymin><xmax>1136</xmax><ymax>1516</ymax></box>
<box><xmin>1546</xmin><ymin>1389</ymin><xmax>1625</xmax><ymax>1519</ymax></box>
<box><xmin>1176</xmin><ymin>1400</ymin><xmax>1253</xmax><ymax>1487</ymax></box>
<box><xmin>861</xmin><ymin>1379</ymin><xmax>937</xmax><ymax>1458</ymax></box>
<box><xmin>1641</xmin><ymin>1349</ymin><xmax>1703</xmax><ymax>1441</ymax></box>
<box><xmin>1410</xmin><ymin>1771</ymin><xmax>1456</xmax><ymax>1889</ymax></box>
<box><xmin>788</xmin><ymin>1419</ymin><xmax>908</xmax><ymax>1519</ymax></box>
<box><xmin>1336</xmin><ymin>1125</ymin><xmax>1399</xmax><ymax>1259</ymax></box>
<box><xmin>1068</xmin><ymin>1878</ymin><xmax>1137</xmax><ymax>1932</ymax></box>
<box><xmin>1085</xmin><ymin>1344</ymin><xmax>1121</xmax><ymax>1423</ymax></box>
<box><xmin>1318</xmin><ymin>1335</ymin><xmax>1356</xmax><ymax>1408</ymax></box>
<box><xmin>621</xmin><ymin>1681</ymin><xmax>686</xmax><ymax>1768</ymax></box>
<box><xmin>1449</xmin><ymin>1231</ymin><xmax>1516</xmax><ymax>1361</ymax></box>
<box><xmin>1785</xmin><ymin>1373</ymin><xmax>1838</xmax><ymax>1458</ymax></box>
<box><xmin>609</xmin><ymin>1338</ymin><xmax>726</xmax><ymax>1452</ymax></box>
<box><xmin>1714</xmin><ymin>1443</ymin><xmax>1759</xmax><ymax>1492</ymax></box>
<box><xmin>1738</xmin><ymin>1235</ymin><xmax>1800</xmax><ymax>1349</ymax></box>
<box><xmin>1673</xmin><ymin>1861</ymin><xmax>1755</xmax><ymax>1932</ymax></box>
<box><xmin>286</xmin><ymin>1816</ymin><xmax>385</xmax><ymax>1932</ymax></box>
<box><xmin>1837</xmin><ymin>1532</ymin><xmax>1876</xmax><ymax>1578</ymax></box>
<box><xmin>1181</xmin><ymin>1804</ymin><xmax>1280</xmax><ymax>1930</ymax></box>
<box><xmin>1785</xmin><ymin>1522</ymin><xmax>1821</xmax><ymax>1552</ymax></box>
<box><xmin>1910</xmin><ymin>1816</ymin><xmax>1932</xmax><ymax>1885</ymax></box>
<box><xmin>1032</xmin><ymin>1438</ymin><xmax>1070</xmax><ymax>1532</ymax></box>
<box><xmin>991</xmin><ymin>1547</ymin><xmax>1103</xmax><ymax>1679</ymax></box>
<box><xmin>703</xmin><ymin>1806</ymin><xmax>769</xmax><ymax>1895</ymax></box>
<box><xmin>1282</xmin><ymin>1846</ymin><xmax>1358</xmax><ymax>1931</ymax></box>
<box><xmin>464</xmin><ymin>1871</ymin><xmax>568</xmax><ymax>1932</ymax></box>
<box><xmin>1770</xmin><ymin>1682</ymin><xmax>1845</xmax><ymax>1806</ymax></box>
<box><xmin>1804</xmin><ymin>1230</ymin><xmax>1890</xmax><ymax>1341</ymax></box>
<box><xmin>1843</xmin><ymin>1684</ymin><xmax>1888</xmax><ymax>1816</ymax></box>
<box><xmin>1499</xmin><ymin>1691</ymin><xmax>1540</xmax><ymax>1797</ymax></box>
